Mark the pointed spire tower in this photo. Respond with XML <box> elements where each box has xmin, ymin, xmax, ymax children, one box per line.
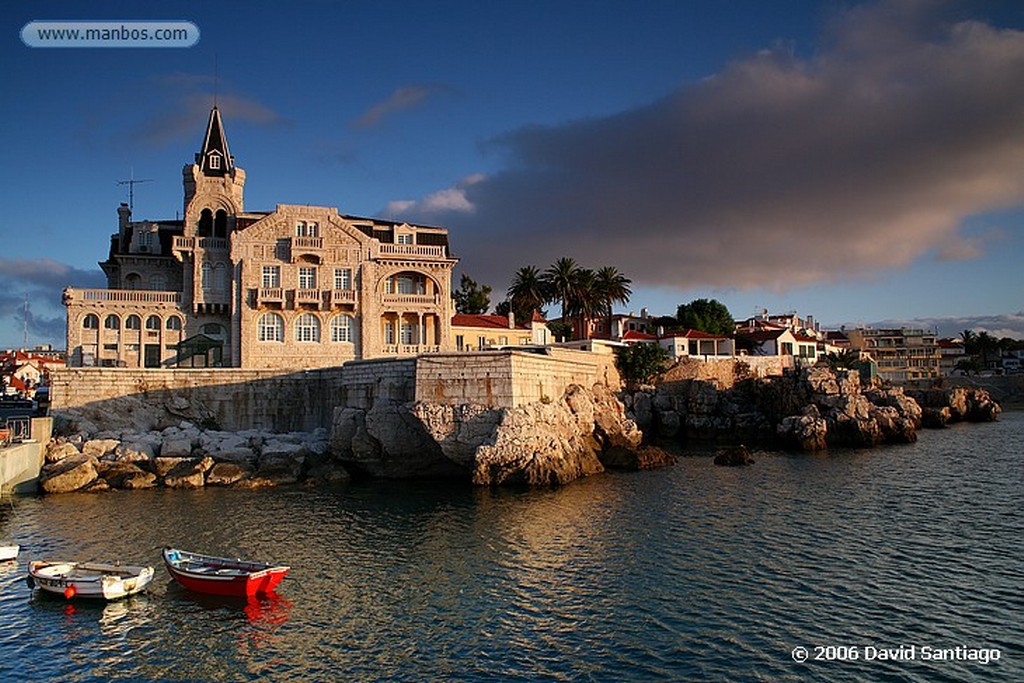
<box><xmin>179</xmin><ymin>106</ymin><xmax>246</xmax><ymax>317</ymax></box>
<box><xmin>196</xmin><ymin>106</ymin><xmax>233</xmax><ymax>177</ymax></box>
<box><xmin>182</xmin><ymin>106</ymin><xmax>246</xmax><ymax>237</ymax></box>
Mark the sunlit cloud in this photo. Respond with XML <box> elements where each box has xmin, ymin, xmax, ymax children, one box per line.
<box><xmin>385</xmin><ymin>174</ymin><xmax>484</xmax><ymax>218</ymax></box>
<box><xmin>353</xmin><ymin>84</ymin><xmax>454</xmax><ymax>129</ymax></box>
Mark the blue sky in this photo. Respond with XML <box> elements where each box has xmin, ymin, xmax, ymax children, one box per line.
<box><xmin>2</xmin><ymin>0</ymin><xmax>1023</xmax><ymax>349</ymax></box>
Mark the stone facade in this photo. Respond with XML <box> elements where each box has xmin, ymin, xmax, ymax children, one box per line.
<box><xmin>64</xmin><ymin>106</ymin><xmax>457</xmax><ymax>370</ymax></box>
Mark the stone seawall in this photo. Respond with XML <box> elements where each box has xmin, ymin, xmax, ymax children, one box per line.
<box><xmin>50</xmin><ymin>350</ymin><xmax>613</xmax><ymax>433</ymax></box>
<box><xmin>415</xmin><ymin>349</ymin><xmax>618</xmax><ymax>408</ymax></box>
<box><xmin>51</xmin><ymin>367</ymin><xmax>350</xmax><ymax>432</ymax></box>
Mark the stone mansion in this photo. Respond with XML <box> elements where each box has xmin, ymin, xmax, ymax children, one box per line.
<box><xmin>64</xmin><ymin>107</ymin><xmax>458</xmax><ymax>369</ymax></box>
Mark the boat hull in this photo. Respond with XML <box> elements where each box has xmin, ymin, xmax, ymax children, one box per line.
<box><xmin>27</xmin><ymin>561</ymin><xmax>154</xmax><ymax>600</ymax></box>
<box><xmin>163</xmin><ymin>548</ymin><xmax>289</xmax><ymax>598</ymax></box>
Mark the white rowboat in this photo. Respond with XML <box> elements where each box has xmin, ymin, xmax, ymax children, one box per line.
<box><xmin>27</xmin><ymin>560</ymin><xmax>154</xmax><ymax>600</ymax></box>
<box><xmin>0</xmin><ymin>545</ymin><xmax>18</xmax><ymax>562</ymax></box>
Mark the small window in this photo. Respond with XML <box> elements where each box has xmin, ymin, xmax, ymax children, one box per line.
<box><xmin>104</xmin><ymin>315</ymin><xmax>120</xmax><ymax>330</ymax></box>
<box><xmin>334</xmin><ymin>268</ymin><xmax>352</xmax><ymax>290</ymax></box>
<box><xmin>262</xmin><ymin>265</ymin><xmax>281</xmax><ymax>289</ymax></box>
<box><xmin>83</xmin><ymin>314</ymin><xmax>99</xmax><ymax>329</ymax></box>
<box><xmin>400</xmin><ymin>322</ymin><xmax>416</xmax><ymax>345</ymax></box>
<box><xmin>299</xmin><ymin>266</ymin><xmax>317</xmax><ymax>290</ymax></box>
<box><xmin>208</xmin><ymin>154</ymin><xmax>221</xmax><ymax>170</ymax></box>
<box><xmin>125</xmin><ymin>315</ymin><xmax>141</xmax><ymax>330</ymax></box>
<box><xmin>146</xmin><ymin>315</ymin><xmax>161</xmax><ymax>330</ymax></box>
<box><xmin>397</xmin><ymin>234</ymin><xmax>413</xmax><ymax>245</ymax></box>
<box><xmin>331</xmin><ymin>315</ymin><xmax>353</xmax><ymax>342</ymax></box>
<box><xmin>166</xmin><ymin>316</ymin><xmax>182</xmax><ymax>331</ymax></box>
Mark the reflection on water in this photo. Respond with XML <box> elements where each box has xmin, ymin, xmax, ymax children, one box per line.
<box><xmin>0</xmin><ymin>413</ymin><xmax>1022</xmax><ymax>681</ymax></box>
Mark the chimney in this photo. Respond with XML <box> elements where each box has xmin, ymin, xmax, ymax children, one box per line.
<box><xmin>508</xmin><ymin>311</ymin><xmax>515</xmax><ymax>329</ymax></box>
<box><xmin>641</xmin><ymin>307</ymin><xmax>648</xmax><ymax>319</ymax></box>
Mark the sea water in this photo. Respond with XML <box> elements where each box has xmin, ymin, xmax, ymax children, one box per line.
<box><xmin>1</xmin><ymin>412</ymin><xmax>1021</xmax><ymax>682</ymax></box>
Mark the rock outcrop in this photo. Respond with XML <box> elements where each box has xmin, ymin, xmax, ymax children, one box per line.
<box><xmin>333</xmin><ymin>383</ymin><xmax>656</xmax><ymax>487</ymax></box>
<box><xmin>40</xmin><ymin>425</ymin><xmax>345</xmax><ymax>494</ymax></box>
<box><xmin>904</xmin><ymin>386</ymin><xmax>1002</xmax><ymax>425</ymax></box>
<box><xmin>625</xmin><ymin>362</ymin><xmax>999</xmax><ymax>453</ymax></box>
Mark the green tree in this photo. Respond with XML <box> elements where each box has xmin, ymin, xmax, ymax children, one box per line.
<box><xmin>676</xmin><ymin>298</ymin><xmax>735</xmax><ymax>336</ymax></box>
<box><xmin>823</xmin><ymin>350</ymin><xmax>862</xmax><ymax>372</ymax></box>
<box><xmin>547</xmin><ymin>320</ymin><xmax>573</xmax><ymax>343</ymax></box>
<box><xmin>452</xmin><ymin>274</ymin><xmax>491</xmax><ymax>314</ymax></box>
<box><xmin>543</xmin><ymin>257</ymin><xmax>580</xmax><ymax>323</ymax></box>
<box><xmin>976</xmin><ymin>331</ymin><xmax>998</xmax><ymax>369</ymax></box>
<box><xmin>960</xmin><ymin>329</ymin><xmax>978</xmax><ymax>356</ymax></box>
<box><xmin>615</xmin><ymin>343</ymin><xmax>670</xmax><ymax>389</ymax></box>
<box><xmin>506</xmin><ymin>265</ymin><xmax>549</xmax><ymax>323</ymax></box>
<box><xmin>594</xmin><ymin>265</ymin><xmax>632</xmax><ymax>336</ymax></box>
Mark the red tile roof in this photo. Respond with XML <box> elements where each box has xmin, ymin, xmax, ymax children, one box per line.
<box><xmin>452</xmin><ymin>314</ymin><xmax>520</xmax><ymax>330</ymax></box>
<box><xmin>622</xmin><ymin>330</ymin><xmax>659</xmax><ymax>341</ymax></box>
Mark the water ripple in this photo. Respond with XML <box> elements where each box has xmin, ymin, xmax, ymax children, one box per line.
<box><xmin>1</xmin><ymin>413</ymin><xmax>1022</xmax><ymax>680</ymax></box>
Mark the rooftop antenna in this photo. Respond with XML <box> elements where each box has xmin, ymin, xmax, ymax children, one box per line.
<box><xmin>213</xmin><ymin>52</ymin><xmax>219</xmax><ymax>107</ymax></box>
<box><xmin>117</xmin><ymin>167</ymin><xmax>153</xmax><ymax>214</ymax></box>
<box><xmin>23</xmin><ymin>294</ymin><xmax>28</xmax><ymax>349</ymax></box>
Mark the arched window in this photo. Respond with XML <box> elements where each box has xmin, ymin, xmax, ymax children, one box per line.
<box><xmin>258</xmin><ymin>313</ymin><xmax>284</xmax><ymax>342</ymax></box>
<box><xmin>124</xmin><ymin>273</ymin><xmax>141</xmax><ymax>290</ymax></box>
<box><xmin>166</xmin><ymin>316</ymin><xmax>182</xmax><ymax>331</ymax></box>
<box><xmin>295</xmin><ymin>313</ymin><xmax>320</xmax><ymax>342</ymax></box>
<box><xmin>104</xmin><ymin>314</ymin><xmax>120</xmax><ymax>330</ymax></box>
<box><xmin>82</xmin><ymin>314</ymin><xmax>99</xmax><ymax>329</ymax></box>
<box><xmin>201</xmin><ymin>260</ymin><xmax>212</xmax><ymax>289</ymax></box>
<box><xmin>125</xmin><ymin>315</ymin><xmax>141</xmax><ymax>330</ymax></box>
<box><xmin>149</xmin><ymin>273</ymin><xmax>167</xmax><ymax>290</ymax></box>
<box><xmin>330</xmin><ymin>315</ymin><xmax>353</xmax><ymax>342</ymax></box>
<box><xmin>198</xmin><ymin>208</ymin><xmax>213</xmax><ymax>237</ymax></box>
<box><xmin>146</xmin><ymin>315</ymin><xmax>161</xmax><ymax>331</ymax></box>
<box><xmin>214</xmin><ymin>209</ymin><xmax>227</xmax><ymax>238</ymax></box>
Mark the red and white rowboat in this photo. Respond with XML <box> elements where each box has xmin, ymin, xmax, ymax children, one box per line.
<box><xmin>162</xmin><ymin>547</ymin><xmax>289</xmax><ymax>598</ymax></box>
<box><xmin>27</xmin><ymin>560</ymin><xmax>154</xmax><ymax>600</ymax></box>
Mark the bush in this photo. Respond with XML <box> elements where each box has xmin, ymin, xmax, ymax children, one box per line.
<box><xmin>615</xmin><ymin>343</ymin><xmax>670</xmax><ymax>388</ymax></box>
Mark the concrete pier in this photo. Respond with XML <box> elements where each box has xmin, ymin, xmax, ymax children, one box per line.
<box><xmin>0</xmin><ymin>417</ymin><xmax>53</xmax><ymax>494</ymax></box>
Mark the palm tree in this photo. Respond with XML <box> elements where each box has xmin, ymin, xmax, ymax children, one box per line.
<box><xmin>567</xmin><ymin>268</ymin><xmax>603</xmax><ymax>339</ymax></box>
<box><xmin>976</xmin><ymin>331</ymin><xmax>997</xmax><ymax>370</ymax></box>
<box><xmin>960</xmin><ymin>329</ymin><xmax>977</xmax><ymax>356</ymax></box>
<box><xmin>594</xmin><ymin>266</ymin><xmax>632</xmax><ymax>338</ymax></box>
<box><xmin>506</xmin><ymin>265</ymin><xmax>548</xmax><ymax>323</ymax></box>
<box><xmin>543</xmin><ymin>257</ymin><xmax>580</xmax><ymax>323</ymax></box>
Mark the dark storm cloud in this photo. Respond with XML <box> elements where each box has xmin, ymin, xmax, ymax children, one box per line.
<box><xmin>0</xmin><ymin>259</ymin><xmax>105</xmax><ymax>347</ymax></box>
<box><xmin>869</xmin><ymin>312</ymin><xmax>1024</xmax><ymax>339</ymax></box>
<box><xmin>394</xmin><ymin>1</ymin><xmax>1024</xmax><ymax>292</ymax></box>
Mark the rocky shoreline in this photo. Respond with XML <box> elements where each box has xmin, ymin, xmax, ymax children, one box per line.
<box><xmin>624</xmin><ymin>364</ymin><xmax>1001</xmax><ymax>453</ymax></box>
<box><xmin>40</xmin><ymin>383</ymin><xmax>670</xmax><ymax>494</ymax></box>
<box><xmin>39</xmin><ymin>365</ymin><xmax>1001</xmax><ymax>493</ymax></box>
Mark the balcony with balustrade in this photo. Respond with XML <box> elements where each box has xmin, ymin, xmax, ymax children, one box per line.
<box><xmin>381</xmin><ymin>293</ymin><xmax>440</xmax><ymax>308</ymax></box>
<box><xmin>290</xmin><ymin>236</ymin><xmax>324</xmax><ymax>262</ymax></box>
<box><xmin>371</xmin><ymin>243</ymin><xmax>446</xmax><ymax>260</ymax></box>
<box><xmin>331</xmin><ymin>289</ymin><xmax>357</xmax><ymax>306</ymax></box>
<box><xmin>258</xmin><ymin>287</ymin><xmax>284</xmax><ymax>304</ymax></box>
<box><xmin>296</xmin><ymin>288</ymin><xmax>323</xmax><ymax>307</ymax></box>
